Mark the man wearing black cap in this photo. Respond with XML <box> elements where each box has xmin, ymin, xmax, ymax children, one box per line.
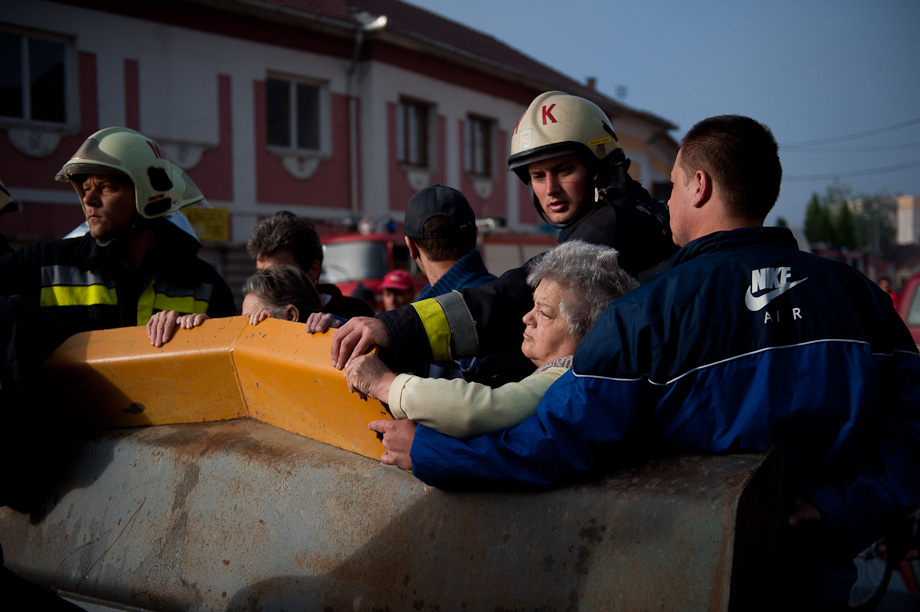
<box><xmin>401</xmin><ymin>185</ymin><xmax>523</xmax><ymax>383</ymax></box>
<box><xmin>403</xmin><ymin>185</ymin><xmax>494</xmax><ymax>302</ymax></box>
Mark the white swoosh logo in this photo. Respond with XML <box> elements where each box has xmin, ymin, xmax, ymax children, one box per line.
<box><xmin>744</xmin><ymin>278</ymin><xmax>807</xmax><ymax>312</ymax></box>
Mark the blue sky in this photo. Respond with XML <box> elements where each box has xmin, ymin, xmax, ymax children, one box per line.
<box><xmin>405</xmin><ymin>0</ymin><xmax>920</xmax><ymax>227</ymax></box>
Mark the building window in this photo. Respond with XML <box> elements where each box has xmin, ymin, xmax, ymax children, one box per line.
<box><xmin>465</xmin><ymin>115</ymin><xmax>494</xmax><ymax>177</ymax></box>
<box><xmin>0</xmin><ymin>27</ymin><xmax>74</xmax><ymax>128</ymax></box>
<box><xmin>265</xmin><ymin>75</ymin><xmax>324</xmax><ymax>152</ymax></box>
<box><xmin>397</xmin><ymin>98</ymin><xmax>430</xmax><ymax>167</ymax></box>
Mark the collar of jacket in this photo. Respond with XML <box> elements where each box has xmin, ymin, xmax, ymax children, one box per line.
<box><xmin>419</xmin><ymin>250</ymin><xmax>493</xmax><ymax>301</ymax></box>
<box><xmin>672</xmin><ymin>226</ymin><xmax>799</xmax><ymax>268</ymax></box>
<box><xmin>81</xmin><ymin>222</ymin><xmax>201</xmax><ymax>280</ymax></box>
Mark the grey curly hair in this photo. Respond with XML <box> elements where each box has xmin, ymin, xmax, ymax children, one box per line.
<box><xmin>526</xmin><ymin>240</ymin><xmax>637</xmax><ymax>337</ymax></box>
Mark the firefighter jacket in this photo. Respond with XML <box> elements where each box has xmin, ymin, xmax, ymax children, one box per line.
<box><xmin>0</xmin><ymin>229</ymin><xmax>235</xmax><ymax>342</ymax></box>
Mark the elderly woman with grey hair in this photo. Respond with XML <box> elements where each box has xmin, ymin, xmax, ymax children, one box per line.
<box><xmin>345</xmin><ymin>240</ymin><xmax>637</xmax><ymax>438</ymax></box>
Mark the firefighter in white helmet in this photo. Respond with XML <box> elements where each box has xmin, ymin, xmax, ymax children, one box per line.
<box><xmin>331</xmin><ymin>91</ymin><xmax>675</xmax><ymax>378</ymax></box>
<box><xmin>0</xmin><ymin>127</ymin><xmax>235</xmax><ymax>346</ymax></box>
<box><xmin>54</xmin><ymin>127</ymin><xmax>195</xmax><ymax>253</ymax></box>
<box><xmin>507</xmin><ymin>91</ymin><xmax>674</xmax><ymax>274</ymax></box>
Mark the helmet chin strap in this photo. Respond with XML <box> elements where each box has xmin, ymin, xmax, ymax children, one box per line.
<box><xmin>596</xmin><ymin>162</ymin><xmax>629</xmax><ymax>202</ymax></box>
<box><xmin>533</xmin><ymin>158</ymin><xmax>631</xmax><ymax>229</ymax></box>
<box><xmin>527</xmin><ymin>144</ymin><xmax>633</xmax><ymax>226</ymax></box>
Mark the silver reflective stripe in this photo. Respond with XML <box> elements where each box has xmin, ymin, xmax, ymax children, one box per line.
<box><xmin>40</xmin><ymin>265</ymin><xmax>115</xmax><ymax>289</ymax></box>
<box><xmin>432</xmin><ymin>291</ymin><xmax>479</xmax><ymax>359</ymax></box>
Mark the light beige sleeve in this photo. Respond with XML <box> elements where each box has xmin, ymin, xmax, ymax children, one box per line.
<box><xmin>386</xmin><ymin>368</ymin><xmax>567</xmax><ymax>439</ymax></box>
<box><xmin>387</xmin><ymin>373</ymin><xmax>416</xmax><ymax>420</ymax></box>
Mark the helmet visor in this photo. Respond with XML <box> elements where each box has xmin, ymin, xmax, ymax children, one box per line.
<box><xmin>55</xmin><ymin>163</ymin><xmax>128</xmax><ymax>182</ymax></box>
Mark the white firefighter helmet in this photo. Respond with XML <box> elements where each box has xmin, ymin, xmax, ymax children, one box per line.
<box><xmin>63</xmin><ymin>165</ymin><xmax>205</xmax><ymax>242</ymax></box>
<box><xmin>54</xmin><ymin>127</ymin><xmax>180</xmax><ymax>219</ymax></box>
<box><xmin>508</xmin><ymin>91</ymin><xmax>624</xmax><ymax>184</ymax></box>
<box><xmin>170</xmin><ymin>163</ymin><xmax>211</xmax><ymax>210</ymax></box>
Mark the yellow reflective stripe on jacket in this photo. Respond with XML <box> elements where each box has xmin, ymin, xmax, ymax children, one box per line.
<box><xmin>39</xmin><ymin>265</ymin><xmax>118</xmax><ymax>307</ymax></box>
<box><xmin>153</xmin><ymin>294</ymin><xmax>209</xmax><ymax>316</ymax></box>
<box><xmin>136</xmin><ymin>280</ymin><xmax>211</xmax><ymax>325</ymax></box>
<box><xmin>40</xmin><ymin>284</ymin><xmax>118</xmax><ymax>307</ymax></box>
<box><xmin>411</xmin><ymin>298</ymin><xmax>451</xmax><ymax>362</ymax></box>
<box><xmin>136</xmin><ymin>284</ymin><xmax>156</xmax><ymax>325</ymax></box>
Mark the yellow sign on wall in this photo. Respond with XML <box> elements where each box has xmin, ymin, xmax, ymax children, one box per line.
<box><xmin>184</xmin><ymin>207</ymin><xmax>229</xmax><ymax>242</ymax></box>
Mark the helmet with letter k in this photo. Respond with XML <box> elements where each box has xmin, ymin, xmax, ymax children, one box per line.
<box><xmin>55</xmin><ymin>126</ymin><xmax>183</xmax><ymax>220</ymax></box>
<box><xmin>508</xmin><ymin>91</ymin><xmax>629</xmax><ymax>224</ymax></box>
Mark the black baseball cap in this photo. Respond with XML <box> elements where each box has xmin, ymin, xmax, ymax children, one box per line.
<box><xmin>404</xmin><ymin>185</ymin><xmax>475</xmax><ymax>239</ymax></box>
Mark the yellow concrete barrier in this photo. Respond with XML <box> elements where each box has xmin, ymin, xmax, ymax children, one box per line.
<box><xmin>42</xmin><ymin>317</ymin><xmax>391</xmax><ymax>459</ymax></box>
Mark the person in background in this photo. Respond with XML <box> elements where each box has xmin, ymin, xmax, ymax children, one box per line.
<box><xmin>401</xmin><ymin>184</ymin><xmax>527</xmax><ymax>383</ymax></box>
<box><xmin>307</xmin><ymin>186</ymin><xmax>499</xmax><ymax>370</ymax></box>
<box><xmin>878</xmin><ymin>276</ymin><xmax>898</xmax><ymax>311</ymax></box>
<box><xmin>247</xmin><ymin>211</ymin><xmax>374</xmax><ymax>320</ymax></box>
<box><xmin>350</xmin><ymin>284</ymin><xmax>377</xmax><ymax>313</ymax></box>
<box><xmin>379</xmin><ymin>270</ymin><xmax>414</xmax><ymax>312</ymax></box>
<box><xmin>147</xmin><ymin>265</ymin><xmax>322</xmax><ymax>345</ymax></box>
<box><xmin>344</xmin><ymin>240</ymin><xmax>635</xmax><ymax>439</ymax></box>
<box><xmin>238</xmin><ymin>265</ymin><xmax>322</xmax><ymax>324</ymax></box>
<box><xmin>403</xmin><ymin>185</ymin><xmax>495</xmax><ymax>301</ymax></box>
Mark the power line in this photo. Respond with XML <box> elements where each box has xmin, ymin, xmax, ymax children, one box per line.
<box><xmin>781</xmin><ymin>117</ymin><xmax>920</xmax><ymax>149</ymax></box>
<box><xmin>784</xmin><ymin>142</ymin><xmax>920</xmax><ymax>153</ymax></box>
<box><xmin>784</xmin><ymin>160</ymin><xmax>920</xmax><ymax>182</ymax></box>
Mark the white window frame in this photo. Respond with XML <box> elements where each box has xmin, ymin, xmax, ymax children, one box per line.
<box><xmin>396</xmin><ymin>97</ymin><xmax>434</xmax><ymax>169</ymax></box>
<box><xmin>465</xmin><ymin>114</ymin><xmax>495</xmax><ymax>178</ymax></box>
<box><xmin>0</xmin><ymin>25</ymin><xmax>78</xmax><ymax>133</ymax></box>
<box><xmin>264</xmin><ymin>72</ymin><xmax>330</xmax><ymax>158</ymax></box>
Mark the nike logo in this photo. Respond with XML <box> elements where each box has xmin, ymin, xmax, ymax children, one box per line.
<box><xmin>745</xmin><ymin>278</ymin><xmax>807</xmax><ymax>311</ymax></box>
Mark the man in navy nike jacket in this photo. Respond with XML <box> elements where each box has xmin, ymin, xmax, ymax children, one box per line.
<box><xmin>370</xmin><ymin>115</ymin><xmax>920</xmax><ymax>607</ymax></box>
